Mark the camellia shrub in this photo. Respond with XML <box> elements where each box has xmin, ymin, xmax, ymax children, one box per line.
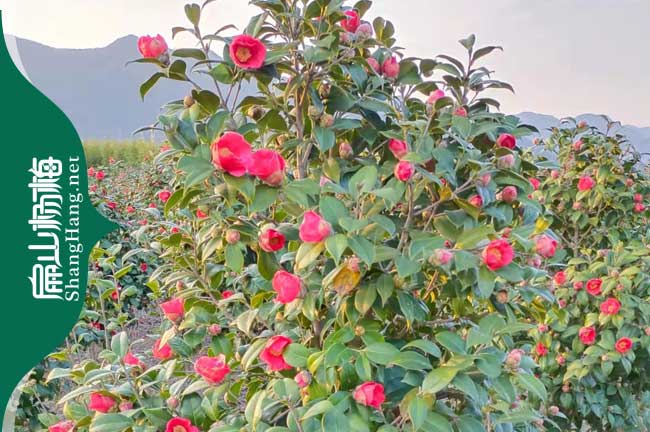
<box><xmin>532</xmin><ymin>122</ymin><xmax>650</xmax><ymax>430</ymax></box>
<box><xmin>43</xmin><ymin>1</ymin><xmax>575</xmax><ymax>431</ymax></box>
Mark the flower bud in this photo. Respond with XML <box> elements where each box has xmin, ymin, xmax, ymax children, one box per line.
<box><xmin>497</xmin><ymin>154</ymin><xmax>515</xmax><ymax>169</ymax></box>
<box><xmin>247</xmin><ymin>105</ymin><xmax>265</xmax><ymax>120</ymax></box>
<box><xmin>295</xmin><ymin>370</ymin><xmax>312</xmax><ymax>388</ymax></box>
<box><xmin>319</xmin><ymin>113</ymin><xmax>335</xmax><ymax>128</ymax></box>
<box><xmin>167</xmin><ymin>397</ymin><xmax>179</xmax><ymax>410</ymax></box>
<box><xmin>208</xmin><ymin>324</ymin><xmax>222</xmax><ymax>336</ymax></box>
<box><xmin>339</xmin><ymin>141</ymin><xmax>353</xmax><ymax>159</ymax></box>
<box><xmin>496</xmin><ymin>290</ymin><xmax>508</xmax><ymax>304</ymax></box>
<box><xmin>505</xmin><ymin>349</ymin><xmax>524</xmax><ymax>368</ymax></box>
<box><xmin>225</xmin><ymin>229</ymin><xmax>240</xmax><ymax>244</ymax></box>
<box><xmin>183</xmin><ymin>95</ymin><xmax>195</xmax><ymax>108</ymax></box>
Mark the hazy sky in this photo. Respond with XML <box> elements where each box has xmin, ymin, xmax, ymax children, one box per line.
<box><xmin>2</xmin><ymin>0</ymin><xmax>649</xmax><ymax>126</ymax></box>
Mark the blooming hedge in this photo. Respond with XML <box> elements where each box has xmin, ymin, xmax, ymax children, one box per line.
<box><xmin>37</xmin><ymin>2</ymin><xmax>650</xmax><ymax>432</ymax></box>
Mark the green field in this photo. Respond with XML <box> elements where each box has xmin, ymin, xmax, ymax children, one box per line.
<box><xmin>83</xmin><ymin>140</ymin><xmax>160</xmax><ymax>166</ymax></box>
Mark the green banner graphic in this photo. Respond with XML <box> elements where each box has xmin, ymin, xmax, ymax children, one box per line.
<box><xmin>0</xmin><ymin>13</ymin><xmax>116</xmax><ymax>428</ymax></box>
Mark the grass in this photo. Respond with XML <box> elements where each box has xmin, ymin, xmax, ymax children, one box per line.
<box><xmin>83</xmin><ymin>140</ymin><xmax>160</xmax><ymax>166</ymax></box>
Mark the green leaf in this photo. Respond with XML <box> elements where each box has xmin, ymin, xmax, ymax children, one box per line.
<box><xmin>89</xmin><ymin>414</ymin><xmax>133</xmax><ymax>432</ymax></box>
<box><xmin>140</xmin><ymin>72</ymin><xmax>165</xmax><ymax>100</ymax></box>
<box><xmin>355</xmin><ymin>285</ymin><xmax>377</xmax><ymax>314</ymax></box>
<box><xmin>348</xmin><ymin>165</ymin><xmax>378</xmax><ymax>198</ymax></box>
<box><xmin>365</xmin><ymin>342</ymin><xmax>399</xmax><ymax>365</ymax></box>
<box><xmin>111</xmin><ymin>331</ymin><xmax>128</xmax><ymax>359</ymax></box>
<box><xmin>477</xmin><ymin>266</ymin><xmax>496</xmax><ymax>298</ymax></box>
<box><xmin>422</xmin><ymin>367</ymin><xmax>458</xmax><ymax>394</ymax></box>
<box><xmin>393</xmin><ymin>351</ymin><xmax>432</xmax><ymax>370</ymax></box>
<box><xmin>325</xmin><ymin>234</ymin><xmax>348</xmax><ymax>264</ymax></box>
<box><xmin>314</xmin><ymin>126</ymin><xmax>336</xmax><ymax>152</ymax></box>
<box><xmin>435</xmin><ymin>331</ymin><xmax>466</xmax><ymax>354</ymax></box>
<box><xmin>395</xmin><ymin>256</ymin><xmax>421</xmax><ymax>278</ymax></box>
<box><xmin>295</xmin><ymin>242</ymin><xmax>325</xmax><ymax>270</ymax></box>
<box><xmin>348</xmin><ymin>236</ymin><xmax>376</xmax><ymax>266</ymax></box>
<box><xmin>517</xmin><ymin>374</ymin><xmax>547</xmax><ymax>400</ymax></box>
<box><xmin>284</xmin><ymin>344</ymin><xmax>310</xmax><ymax>368</ymax></box>
<box><xmin>225</xmin><ymin>244</ymin><xmax>244</xmax><ymax>272</ymax></box>
<box><xmin>178</xmin><ymin>155</ymin><xmax>215</xmax><ymax>187</ymax></box>
<box><xmin>408</xmin><ymin>396</ymin><xmax>431</xmax><ymax>430</ymax></box>
<box><xmin>184</xmin><ymin>3</ymin><xmax>201</xmax><ymax>25</ymax></box>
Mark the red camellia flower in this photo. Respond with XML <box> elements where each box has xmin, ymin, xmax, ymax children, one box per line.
<box><xmin>160</xmin><ymin>298</ymin><xmax>185</xmax><ymax>322</ymax></box>
<box><xmin>600</xmin><ymin>298</ymin><xmax>621</xmax><ymax>315</ymax></box>
<box><xmin>138</xmin><ymin>34</ymin><xmax>168</xmax><ymax>59</ymax></box>
<box><xmin>249</xmin><ymin>149</ymin><xmax>286</xmax><ymax>186</ymax></box>
<box><xmin>496</xmin><ymin>133</ymin><xmax>516</xmax><ymax>149</ymax></box>
<box><xmin>615</xmin><ymin>337</ymin><xmax>633</xmax><ymax>354</ymax></box>
<box><xmin>586</xmin><ymin>278</ymin><xmax>602</xmax><ymax>296</ymax></box>
<box><xmin>165</xmin><ymin>417</ymin><xmax>199</xmax><ymax>432</ymax></box>
<box><xmin>535</xmin><ymin>235</ymin><xmax>558</xmax><ymax>258</ymax></box>
<box><xmin>578</xmin><ymin>175</ymin><xmax>595</xmax><ymax>191</ymax></box>
<box><xmin>107</xmin><ymin>202</ymin><xmax>117</xmax><ymax>210</ymax></box>
<box><xmin>353</xmin><ymin>382</ymin><xmax>386</xmax><ymax>409</ymax></box>
<box><xmin>501</xmin><ymin>186</ymin><xmax>518</xmax><ymax>203</ymax></box>
<box><xmin>124</xmin><ymin>351</ymin><xmax>145</xmax><ymax>369</ymax></box>
<box><xmin>229</xmin><ymin>35</ymin><xmax>267</xmax><ymax>69</ymax></box>
<box><xmin>88</xmin><ymin>392</ymin><xmax>116</xmax><ymax>413</ymax></box>
<box><xmin>259</xmin><ymin>228</ymin><xmax>286</xmax><ymax>252</ymax></box>
<box><xmin>340</xmin><ymin>10</ymin><xmax>360</xmax><ymax>32</ymax></box>
<box><xmin>634</xmin><ymin>203</ymin><xmax>645</xmax><ymax>213</ymax></box>
<box><xmin>126</xmin><ymin>205</ymin><xmax>135</xmax><ymax>213</ymax></box>
<box><xmin>260</xmin><ymin>335</ymin><xmax>293</xmax><ymax>371</ymax></box>
<box><xmin>221</xmin><ymin>290</ymin><xmax>234</xmax><ymax>299</ymax></box>
<box><xmin>634</xmin><ymin>193</ymin><xmax>643</xmax><ymax>203</ymax></box>
<box><xmin>366</xmin><ymin>57</ymin><xmax>380</xmax><ymax>74</ymax></box>
<box><xmin>95</xmin><ymin>170</ymin><xmax>105</xmax><ymax>181</ymax></box>
<box><xmin>394</xmin><ymin>161</ymin><xmax>415</xmax><ymax>182</ymax></box>
<box><xmin>454</xmin><ymin>106</ymin><xmax>468</xmax><ymax>117</ymax></box>
<box><xmin>382</xmin><ymin>56</ymin><xmax>400</xmax><ymax>78</ymax></box>
<box><xmin>554</xmin><ymin>271</ymin><xmax>567</xmax><ymax>285</ymax></box>
<box><xmin>158</xmin><ymin>190</ymin><xmax>172</xmax><ymax>202</ymax></box>
<box><xmin>272</xmin><ymin>270</ymin><xmax>303</xmax><ymax>304</ymax></box>
<box><xmin>196</xmin><ymin>209</ymin><xmax>208</xmax><ymax>219</ymax></box>
<box><xmin>388</xmin><ymin>138</ymin><xmax>408</xmax><ymax>159</ymax></box>
<box><xmin>482</xmin><ymin>239</ymin><xmax>514</xmax><ymax>271</ymax></box>
<box><xmin>299</xmin><ymin>211</ymin><xmax>332</xmax><ymax>243</ymax></box>
<box><xmin>468</xmin><ymin>194</ymin><xmax>483</xmax><ymax>208</ymax></box>
<box><xmin>427</xmin><ymin>89</ymin><xmax>445</xmax><ymax>105</ymax></box>
<box><xmin>578</xmin><ymin>326</ymin><xmax>596</xmax><ymax>345</ymax></box>
<box><xmin>194</xmin><ymin>354</ymin><xmax>231</xmax><ymax>385</ymax></box>
<box><xmin>140</xmin><ymin>262</ymin><xmax>148</xmax><ymax>272</ymax></box>
<box><xmin>529</xmin><ymin>178</ymin><xmax>541</xmax><ymax>191</ymax></box>
<box><xmin>49</xmin><ymin>420</ymin><xmax>75</xmax><ymax>432</ymax></box>
<box><xmin>535</xmin><ymin>342</ymin><xmax>548</xmax><ymax>357</ymax></box>
<box><xmin>153</xmin><ymin>339</ymin><xmax>173</xmax><ymax>361</ymax></box>
<box><xmin>87</xmin><ymin>167</ymin><xmax>95</xmax><ymax>177</ymax></box>
<box><xmin>211</xmin><ymin>132</ymin><xmax>253</xmax><ymax>177</ymax></box>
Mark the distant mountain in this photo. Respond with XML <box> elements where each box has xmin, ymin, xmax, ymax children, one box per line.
<box><xmin>10</xmin><ymin>36</ymin><xmax>650</xmax><ymax>152</ymax></box>
<box><xmin>13</xmin><ymin>35</ymin><xmax>254</xmax><ymax>140</ymax></box>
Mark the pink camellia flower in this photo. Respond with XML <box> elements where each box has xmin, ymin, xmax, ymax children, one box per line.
<box><xmin>126</xmin><ymin>205</ymin><xmax>135</xmax><ymax>214</ymax></box>
<box><xmin>208</xmin><ymin>324</ymin><xmax>222</xmax><ymax>336</ymax></box>
<box><xmin>95</xmin><ymin>170</ymin><xmax>105</xmax><ymax>181</ymax></box>
<box><xmin>427</xmin><ymin>89</ymin><xmax>445</xmax><ymax>105</ymax></box>
<box><xmin>634</xmin><ymin>193</ymin><xmax>643</xmax><ymax>203</ymax></box>
<box><xmin>107</xmin><ymin>202</ymin><xmax>117</xmax><ymax>210</ymax></box>
<box><xmin>615</xmin><ymin>337</ymin><xmax>633</xmax><ymax>354</ymax></box>
<box><xmin>196</xmin><ymin>209</ymin><xmax>208</xmax><ymax>219</ymax></box>
<box><xmin>600</xmin><ymin>298</ymin><xmax>621</xmax><ymax>315</ymax></box>
<box><xmin>501</xmin><ymin>186</ymin><xmax>518</xmax><ymax>203</ymax></box>
<box><xmin>219</xmin><ymin>290</ymin><xmax>234</xmax><ymax>300</ymax></box>
<box><xmin>49</xmin><ymin>420</ymin><xmax>75</xmax><ymax>432</ymax></box>
<box><xmin>158</xmin><ymin>190</ymin><xmax>172</xmax><ymax>203</ymax></box>
<box><xmin>90</xmin><ymin>184</ymin><xmax>98</xmax><ymax>193</ymax></box>
<box><xmin>165</xmin><ymin>417</ymin><xmax>199</xmax><ymax>432</ymax></box>
<box><xmin>634</xmin><ymin>203</ymin><xmax>645</xmax><ymax>213</ymax></box>
<box><xmin>138</xmin><ymin>35</ymin><xmax>168</xmax><ymax>59</ymax></box>
<box><xmin>394</xmin><ymin>161</ymin><xmax>415</xmax><ymax>182</ymax></box>
<box><xmin>578</xmin><ymin>326</ymin><xmax>596</xmax><ymax>345</ymax></box>
<box><xmin>340</xmin><ymin>10</ymin><xmax>360</xmax><ymax>32</ymax></box>
<box><xmin>388</xmin><ymin>138</ymin><xmax>408</xmax><ymax>159</ymax></box>
<box><xmin>556</xmin><ymin>354</ymin><xmax>566</xmax><ymax>366</ymax></box>
<box><xmin>119</xmin><ymin>402</ymin><xmax>133</xmax><ymax>412</ymax></box>
<box><xmin>626</xmin><ymin>178</ymin><xmax>634</xmax><ymax>187</ymax></box>
<box><xmin>259</xmin><ymin>228</ymin><xmax>286</xmax><ymax>252</ymax></box>
<box><xmin>194</xmin><ymin>354</ymin><xmax>231</xmax><ymax>385</ymax></box>
<box><xmin>551</xmin><ymin>170</ymin><xmax>560</xmax><ymax>179</ymax></box>
<box><xmin>497</xmin><ymin>154</ymin><xmax>515</xmax><ymax>169</ymax></box>
<box><xmin>299</xmin><ymin>211</ymin><xmax>332</xmax><ymax>243</ymax></box>
<box><xmin>535</xmin><ymin>235</ymin><xmax>558</xmax><ymax>258</ymax></box>
<box><xmin>355</xmin><ymin>22</ymin><xmax>373</xmax><ymax>40</ymax></box>
<box><xmin>468</xmin><ymin>194</ymin><xmax>483</xmax><ymax>208</ymax></box>
<box><xmin>260</xmin><ymin>335</ymin><xmax>293</xmax><ymax>371</ymax></box>
<box><xmin>152</xmin><ymin>339</ymin><xmax>173</xmax><ymax>361</ymax></box>
<box><xmin>211</xmin><ymin>132</ymin><xmax>253</xmax><ymax>177</ymax></box>
<box><xmin>140</xmin><ymin>263</ymin><xmax>148</xmax><ymax>272</ymax></box>
<box><xmin>124</xmin><ymin>351</ymin><xmax>145</xmax><ymax>369</ymax></box>
<box><xmin>577</xmin><ymin>176</ymin><xmax>595</xmax><ymax>191</ymax></box>
<box><xmin>432</xmin><ymin>248</ymin><xmax>453</xmax><ymax>266</ymax></box>
<box><xmin>482</xmin><ymin>239</ymin><xmax>514</xmax><ymax>271</ymax></box>
<box><xmin>87</xmin><ymin>167</ymin><xmax>96</xmax><ymax>177</ymax></box>
<box><xmin>496</xmin><ymin>133</ymin><xmax>516</xmax><ymax>149</ymax></box>
<box><xmin>295</xmin><ymin>370</ymin><xmax>312</xmax><ymax>388</ymax></box>
<box><xmin>535</xmin><ymin>342</ymin><xmax>548</xmax><ymax>357</ymax></box>
<box><xmin>573</xmin><ymin>139</ymin><xmax>583</xmax><ymax>151</ymax></box>
<box><xmin>366</xmin><ymin>57</ymin><xmax>381</xmax><ymax>74</ymax></box>
<box><xmin>160</xmin><ymin>298</ymin><xmax>185</xmax><ymax>322</ymax></box>
<box><xmin>505</xmin><ymin>348</ymin><xmax>524</xmax><ymax>367</ymax></box>
<box><xmin>573</xmin><ymin>281</ymin><xmax>584</xmax><ymax>290</ymax></box>
<box><xmin>586</xmin><ymin>278</ymin><xmax>602</xmax><ymax>296</ymax></box>
<box><xmin>353</xmin><ymin>382</ymin><xmax>386</xmax><ymax>409</ymax></box>
<box><xmin>381</xmin><ymin>56</ymin><xmax>400</xmax><ymax>78</ymax></box>
<box><xmin>454</xmin><ymin>106</ymin><xmax>468</xmax><ymax>117</ymax></box>
<box><xmin>249</xmin><ymin>149</ymin><xmax>286</xmax><ymax>186</ymax></box>
<box><xmin>478</xmin><ymin>173</ymin><xmax>491</xmax><ymax>187</ymax></box>
<box><xmin>229</xmin><ymin>35</ymin><xmax>267</xmax><ymax>69</ymax></box>
<box><xmin>88</xmin><ymin>392</ymin><xmax>116</xmax><ymax>413</ymax></box>
<box><xmin>148</xmin><ymin>202</ymin><xmax>157</xmax><ymax>208</ymax></box>
<box><xmin>554</xmin><ymin>271</ymin><xmax>566</xmax><ymax>285</ymax></box>
<box><xmin>529</xmin><ymin>178</ymin><xmax>541</xmax><ymax>191</ymax></box>
<box><xmin>272</xmin><ymin>270</ymin><xmax>303</xmax><ymax>304</ymax></box>
<box><xmin>171</xmin><ymin>227</ymin><xmax>180</xmax><ymax>234</ymax></box>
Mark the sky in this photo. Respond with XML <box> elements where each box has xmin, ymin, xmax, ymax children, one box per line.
<box><xmin>1</xmin><ymin>0</ymin><xmax>649</xmax><ymax>126</ymax></box>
